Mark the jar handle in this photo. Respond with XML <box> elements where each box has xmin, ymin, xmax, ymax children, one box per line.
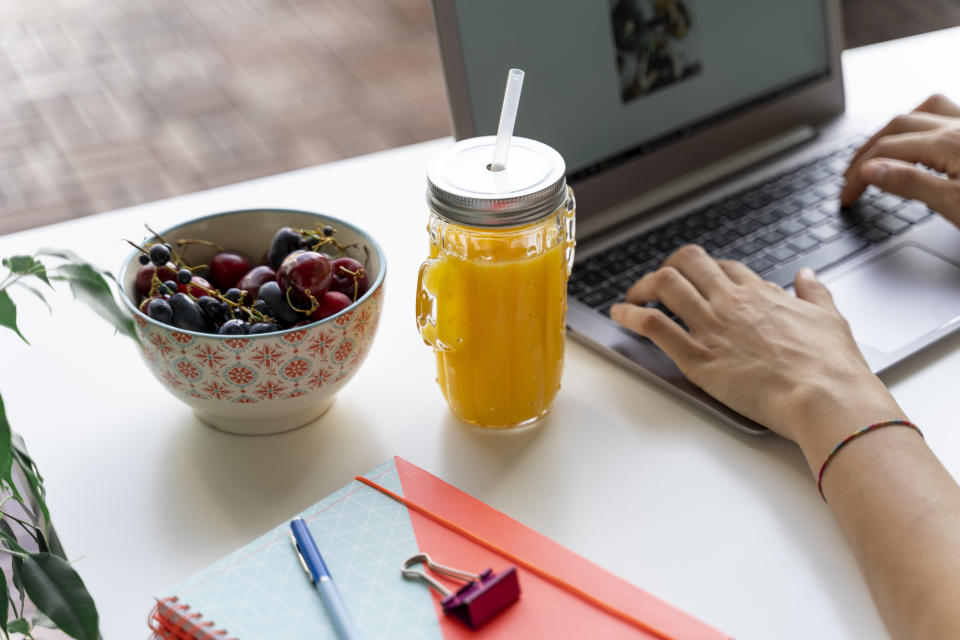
<box><xmin>564</xmin><ymin>187</ymin><xmax>577</xmax><ymax>277</ymax></box>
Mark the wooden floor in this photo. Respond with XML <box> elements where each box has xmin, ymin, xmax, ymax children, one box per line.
<box><xmin>0</xmin><ymin>0</ymin><xmax>958</xmax><ymax>236</ymax></box>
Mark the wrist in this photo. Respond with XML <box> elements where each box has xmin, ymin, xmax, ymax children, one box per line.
<box><xmin>784</xmin><ymin>374</ymin><xmax>907</xmax><ymax>476</ymax></box>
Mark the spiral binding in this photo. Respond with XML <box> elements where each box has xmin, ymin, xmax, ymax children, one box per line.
<box><xmin>148</xmin><ymin>596</ymin><xmax>236</xmax><ymax>640</ymax></box>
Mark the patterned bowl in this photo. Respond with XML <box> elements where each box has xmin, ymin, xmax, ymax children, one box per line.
<box><xmin>119</xmin><ymin>209</ymin><xmax>385</xmax><ymax>435</ymax></box>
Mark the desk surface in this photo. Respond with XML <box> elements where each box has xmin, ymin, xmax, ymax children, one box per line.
<box><xmin>1</xmin><ymin>28</ymin><xmax>959</xmax><ymax>640</ymax></box>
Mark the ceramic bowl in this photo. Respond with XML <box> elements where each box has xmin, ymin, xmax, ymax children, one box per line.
<box><xmin>119</xmin><ymin>208</ymin><xmax>385</xmax><ymax>435</ymax></box>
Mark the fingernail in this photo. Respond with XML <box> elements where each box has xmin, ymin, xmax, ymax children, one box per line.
<box><xmin>861</xmin><ymin>162</ymin><xmax>887</xmax><ymax>185</ymax></box>
<box><xmin>799</xmin><ymin>267</ymin><xmax>817</xmax><ymax>280</ymax></box>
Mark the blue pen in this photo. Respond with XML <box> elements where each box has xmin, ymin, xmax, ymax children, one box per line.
<box><xmin>290</xmin><ymin>518</ymin><xmax>361</xmax><ymax>640</ymax></box>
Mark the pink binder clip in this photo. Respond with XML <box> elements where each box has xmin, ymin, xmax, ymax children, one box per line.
<box><xmin>401</xmin><ymin>552</ymin><xmax>521</xmax><ymax>629</ymax></box>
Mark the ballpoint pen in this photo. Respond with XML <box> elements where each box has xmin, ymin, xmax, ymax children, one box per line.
<box><xmin>290</xmin><ymin>517</ymin><xmax>361</xmax><ymax>640</ymax></box>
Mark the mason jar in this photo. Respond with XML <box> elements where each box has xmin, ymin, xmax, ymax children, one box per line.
<box><xmin>416</xmin><ymin>136</ymin><xmax>576</xmax><ymax>428</ymax></box>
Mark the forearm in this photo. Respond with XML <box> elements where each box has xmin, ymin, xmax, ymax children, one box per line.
<box><xmin>793</xmin><ymin>391</ymin><xmax>960</xmax><ymax>640</ymax></box>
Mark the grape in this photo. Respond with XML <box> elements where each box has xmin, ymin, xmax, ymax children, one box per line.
<box><xmin>168</xmin><ymin>293</ymin><xmax>207</xmax><ymax>331</ymax></box>
<box><xmin>198</xmin><ymin>297</ymin><xmax>228</xmax><ymax>325</ymax></box>
<box><xmin>277</xmin><ymin>251</ymin><xmax>332</xmax><ymax>301</ymax></box>
<box><xmin>257</xmin><ymin>281</ymin><xmax>302</xmax><ymax>326</ymax></box>
<box><xmin>177</xmin><ymin>268</ymin><xmax>192</xmax><ymax>284</ymax></box>
<box><xmin>146</xmin><ymin>298</ymin><xmax>173</xmax><ymax>324</ymax></box>
<box><xmin>218</xmin><ymin>319</ymin><xmax>249</xmax><ymax>335</ymax></box>
<box><xmin>249</xmin><ymin>322</ymin><xmax>279</xmax><ymax>334</ymax></box>
<box><xmin>224</xmin><ymin>288</ymin><xmax>244</xmax><ymax>303</ymax></box>
<box><xmin>236</xmin><ymin>265</ymin><xmax>277</xmax><ymax>300</ymax></box>
<box><xmin>268</xmin><ymin>227</ymin><xmax>306</xmax><ymax>270</ymax></box>
<box><xmin>138</xmin><ymin>254</ymin><xmax>150</xmax><ymax>265</ymax></box>
<box><xmin>323</xmin><ymin>225</ymin><xmax>334</xmax><ymax>237</ymax></box>
<box><xmin>163</xmin><ymin>280</ymin><xmax>179</xmax><ymax>295</ymax></box>
<box><xmin>149</xmin><ymin>244</ymin><xmax>171</xmax><ymax>266</ymax></box>
<box><xmin>135</xmin><ymin>262</ymin><xmax>177</xmax><ymax>295</ymax></box>
<box><xmin>210</xmin><ymin>251</ymin><xmax>250</xmax><ymax>290</ymax></box>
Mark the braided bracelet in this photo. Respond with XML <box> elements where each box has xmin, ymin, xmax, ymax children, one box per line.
<box><xmin>817</xmin><ymin>419</ymin><xmax>923</xmax><ymax>500</ymax></box>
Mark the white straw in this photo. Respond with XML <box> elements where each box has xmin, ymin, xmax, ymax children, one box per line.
<box><xmin>489</xmin><ymin>68</ymin><xmax>524</xmax><ymax>172</ymax></box>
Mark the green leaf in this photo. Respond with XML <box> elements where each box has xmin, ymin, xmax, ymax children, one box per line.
<box><xmin>31</xmin><ymin>610</ymin><xmax>55</xmax><ymax>629</ymax></box>
<box><xmin>10</xmin><ymin>555</ymin><xmax>23</xmax><ymax>618</ymax></box>
<box><xmin>0</xmin><ymin>291</ymin><xmax>28</xmax><ymax>345</ymax></box>
<box><xmin>0</xmin><ymin>568</ymin><xmax>8</xmax><ymax>633</ymax></box>
<box><xmin>51</xmin><ymin>264</ymin><xmax>137</xmax><ymax>342</ymax></box>
<box><xmin>0</xmin><ymin>397</ymin><xmax>16</xmax><ymax>504</ymax></box>
<box><xmin>7</xmin><ymin>618</ymin><xmax>28</xmax><ymax>634</ymax></box>
<box><xmin>14</xmin><ymin>284</ymin><xmax>51</xmax><ymax>313</ymax></box>
<box><xmin>1</xmin><ymin>257</ymin><xmax>50</xmax><ymax>288</ymax></box>
<box><xmin>11</xmin><ymin>447</ymin><xmax>46</xmax><ymax>525</ymax></box>
<box><xmin>20</xmin><ymin>553</ymin><xmax>98</xmax><ymax>640</ymax></box>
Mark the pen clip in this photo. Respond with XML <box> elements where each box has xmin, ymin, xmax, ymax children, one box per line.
<box><xmin>290</xmin><ymin>534</ymin><xmax>315</xmax><ymax>583</ymax></box>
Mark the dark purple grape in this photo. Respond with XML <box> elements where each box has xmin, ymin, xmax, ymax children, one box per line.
<box><xmin>168</xmin><ymin>293</ymin><xmax>207</xmax><ymax>331</ymax></box>
<box><xmin>149</xmin><ymin>244</ymin><xmax>171</xmax><ymax>267</ymax></box>
<box><xmin>268</xmin><ymin>227</ymin><xmax>306</xmax><ymax>270</ymax></box>
<box><xmin>177</xmin><ymin>268</ymin><xmax>192</xmax><ymax>284</ymax></box>
<box><xmin>138</xmin><ymin>254</ymin><xmax>150</xmax><ymax>265</ymax></box>
<box><xmin>256</xmin><ymin>281</ymin><xmax>301</xmax><ymax>325</ymax></box>
<box><xmin>146</xmin><ymin>298</ymin><xmax>173</xmax><ymax>324</ymax></box>
<box><xmin>198</xmin><ymin>297</ymin><xmax>228</xmax><ymax>325</ymax></box>
<box><xmin>224</xmin><ymin>288</ymin><xmax>244</xmax><ymax>303</ymax></box>
<box><xmin>218</xmin><ymin>319</ymin><xmax>249</xmax><ymax>335</ymax></box>
<box><xmin>163</xmin><ymin>280</ymin><xmax>179</xmax><ymax>295</ymax></box>
<box><xmin>323</xmin><ymin>225</ymin><xmax>334</xmax><ymax>237</ymax></box>
<box><xmin>249</xmin><ymin>322</ymin><xmax>279</xmax><ymax>334</ymax></box>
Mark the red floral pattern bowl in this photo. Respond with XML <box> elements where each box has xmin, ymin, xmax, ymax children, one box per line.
<box><xmin>119</xmin><ymin>209</ymin><xmax>385</xmax><ymax>435</ymax></box>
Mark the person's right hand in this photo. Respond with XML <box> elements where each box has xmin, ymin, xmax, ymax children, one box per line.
<box><xmin>841</xmin><ymin>93</ymin><xmax>960</xmax><ymax>227</ymax></box>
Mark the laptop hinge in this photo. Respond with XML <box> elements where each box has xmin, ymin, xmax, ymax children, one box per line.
<box><xmin>578</xmin><ymin>125</ymin><xmax>817</xmax><ymax>240</ymax></box>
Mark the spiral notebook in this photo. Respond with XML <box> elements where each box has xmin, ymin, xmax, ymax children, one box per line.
<box><xmin>149</xmin><ymin>456</ymin><xmax>730</xmax><ymax>639</ymax></box>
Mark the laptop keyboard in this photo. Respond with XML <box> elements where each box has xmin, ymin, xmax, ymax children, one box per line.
<box><xmin>568</xmin><ymin>140</ymin><xmax>934</xmax><ymax>318</ymax></box>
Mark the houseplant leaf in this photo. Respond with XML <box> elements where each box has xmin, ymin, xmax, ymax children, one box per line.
<box><xmin>2</xmin><ymin>256</ymin><xmax>51</xmax><ymax>288</ymax></box>
<box><xmin>20</xmin><ymin>553</ymin><xmax>98</xmax><ymax>640</ymax></box>
<box><xmin>0</xmin><ymin>291</ymin><xmax>27</xmax><ymax>345</ymax></box>
<box><xmin>51</xmin><ymin>264</ymin><xmax>138</xmax><ymax>342</ymax></box>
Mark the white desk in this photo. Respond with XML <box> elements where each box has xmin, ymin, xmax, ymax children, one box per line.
<box><xmin>2</xmin><ymin>29</ymin><xmax>959</xmax><ymax>640</ymax></box>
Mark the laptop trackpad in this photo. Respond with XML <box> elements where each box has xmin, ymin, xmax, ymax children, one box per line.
<box><xmin>825</xmin><ymin>245</ymin><xmax>960</xmax><ymax>354</ymax></box>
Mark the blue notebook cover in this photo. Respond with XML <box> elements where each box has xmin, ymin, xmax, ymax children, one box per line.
<box><xmin>152</xmin><ymin>458</ymin><xmax>441</xmax><ymax>639</ymax></box>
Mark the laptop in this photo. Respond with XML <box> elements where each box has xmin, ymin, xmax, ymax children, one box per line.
<box><xmin>430</xmin><ymin>0</ymin><xmax>960</xmax><ymax>434</ymax></box>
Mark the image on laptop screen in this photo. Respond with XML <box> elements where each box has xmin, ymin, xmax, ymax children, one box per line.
<box><xmin>450</xmin><ymin>0</ymin><xmax>830</xmax><ymax>179</ymax></box>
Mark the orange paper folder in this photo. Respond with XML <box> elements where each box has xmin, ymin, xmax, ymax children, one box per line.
<box><xmin>150</xmin><ymin>456</ymin><xmax>730</xmax><ymax>640</ymax></box>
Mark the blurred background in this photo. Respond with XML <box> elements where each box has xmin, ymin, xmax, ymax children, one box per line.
<box><xmin>0</xmin><ymin>0</ymin><xmax>957</xmax><ymax>236</ymax></box>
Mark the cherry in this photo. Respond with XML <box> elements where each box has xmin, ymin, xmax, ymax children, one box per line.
<box><xmin>209</xmin><ymin>251</ymin><xmax>250</xmax><ymax>291</ymax></box>
<box><xmin>329</xmin><ymin>257</ymin><xmax>369</xmax><ymax>300</ymax></box>
<box><xmin>236</xmin><ymin>265</ymin><xmax>277</xmax><ymax>300</ymax></box>
<box><xmin>179</xmin><ymin>275</ymin><xmax>213</xmax><ymax>298</ymax></box>
<box><xmin>135</xmin><ymin>262</ymin><xmax>177</xmax><ymax>295</ymax></box>
<box><xmin>310</xmin><ymin>291</ymin><xmax>352</xmax><ymax>321</ymax></box>
<box><xmin>277</xmin><ymin>251</ymin><xmax>332</xmax><ymax>301</ymax></box>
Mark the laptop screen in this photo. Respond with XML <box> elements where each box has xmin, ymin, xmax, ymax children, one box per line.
<box><xmin>450</xmin><ymin>0</ymin><xmax>830</xmax><ymax>179</ymax></box>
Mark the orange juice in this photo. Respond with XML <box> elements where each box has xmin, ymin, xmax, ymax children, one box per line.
<box><xmin>419</xmin><ymin>136</ymin><xmax>574</xmax><ymax>428</ymax></box>
<box><xmin>418</xmin><ymin>216</ymin><xmax>570</xmax><ymax>427</ymax></box>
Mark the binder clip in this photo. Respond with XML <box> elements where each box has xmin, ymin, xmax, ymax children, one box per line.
<box><xmin>401</xmin><ymin>552</ymin><xmax>520</xmax><ymax>629</ymax></box>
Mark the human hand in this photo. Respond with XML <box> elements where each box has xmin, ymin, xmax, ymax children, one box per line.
<box><xmin>841</xmin><ymin>93</ymin><xmax>960</xmax><ymax>227</ymax></box>
<box><xmin>610</xmin><ymin>246</ymin><xmax>903</xmax><ymax>447</ymax></box>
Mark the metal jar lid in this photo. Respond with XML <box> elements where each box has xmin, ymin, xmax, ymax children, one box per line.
<box><xmin>426</xmin><ymin>136</ymin><xmax>567</xmax><ymax>227</ymax></box>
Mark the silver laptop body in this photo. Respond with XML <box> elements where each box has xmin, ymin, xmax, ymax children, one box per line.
<box><xmin>431</xmin><ymin>0</ymin><xmax>960</xmax><ymax>434</ymax></box>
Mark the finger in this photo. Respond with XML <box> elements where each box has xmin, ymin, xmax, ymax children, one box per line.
<box><xmin>716</xmin><ymin>259</ymin><xmax>762</xmax><ymax>285</ymax></box>
<box><xmin>857</xmin><ymin>159</ymin><xmax>960</xmax><ymax>224</ymax></box>
<box><xmin>661</xmin><ymin>244</ymin><xmax>732</xmax><ymax>299</ymax></box>
<box><xmin>610</xmin><ymin>303</ymin><xmax>705</xmax><ymax>365</ymax></box>
<box><xmin>793</xmin><ymin>267</ymin><xmax>837</xmax><ymax>312</ymax></box>
<box><xmin>840</xmin><ymin>130</ymin><xmax>952</xmax><ymax>205</ymax></box>
<box><xmin>914</xmin><ymin>93</ymin><xmax>960</xmax><ymax>118</ymax></box>
<box><xmin>625</xmin><ymin>266</ymin><xmax>713</xmax><ymax>324</ymax></box>
<box><xmin>845</xmin><ymin>112</ymin><xmax>953</xmax><ymax>177</ymax></box>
